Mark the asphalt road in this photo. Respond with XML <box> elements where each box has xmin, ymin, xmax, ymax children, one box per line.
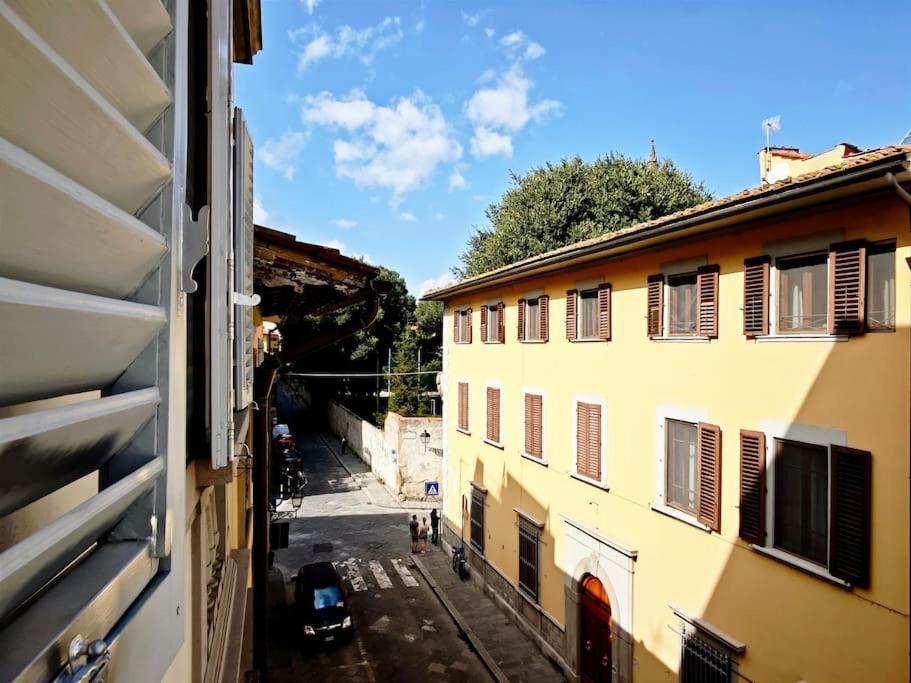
<box><xmin>267</xmin><ymin>432</ymin><xmax>493</xmax><ymax>683</ymax></box>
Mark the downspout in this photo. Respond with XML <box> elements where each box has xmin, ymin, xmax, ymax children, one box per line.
<box><xmin>885</xmin><ymin>171</ymin><xmax>911</xmax><ymax>208</ymax></box>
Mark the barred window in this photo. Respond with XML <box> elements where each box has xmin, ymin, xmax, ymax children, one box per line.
<box><xmin>518</xmin><ymin>517</ymin><xmax>540</xmax><ymax>601</ymax></box>
<box><xmin>470</xmin><ymin>488</ymin><xmax>485</xmax><ymax>554</ymax></box>
<box><xmin>680</xmin><ymin>633</ymin><xmax>731</xmax><ymax>683</ymax></box>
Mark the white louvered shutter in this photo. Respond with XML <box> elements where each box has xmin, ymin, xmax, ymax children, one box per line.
<box><xmin>209</xmin><ymin>0</ymin><xmax>233</xmax><ymax>467</ymax></box>
<box><xmin>233</xmin><ymin>107</ymin><xmax>255</xmax><ymax>410</ymax></box>
<box><xmin>0</xmin><ymin>1</ymin><xmax>183</xmax><ymax>681</ymax></box>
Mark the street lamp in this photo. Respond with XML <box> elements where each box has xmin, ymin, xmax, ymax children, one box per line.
<box><xmin>419</xmin><ymin>430</ymin><xmax>431</xmax><ymax>450</ymax></box>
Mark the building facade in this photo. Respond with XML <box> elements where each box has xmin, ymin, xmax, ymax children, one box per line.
<box><xmin>427</xmin><ymin>146</ymin><xmax>911</xmax><ymax>682</ymax></box>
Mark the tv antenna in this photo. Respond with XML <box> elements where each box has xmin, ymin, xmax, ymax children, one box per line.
<box><xmin>761</xmin><ymin>115</ymin><xmax>781</xmax><ymax>182</ymax></box>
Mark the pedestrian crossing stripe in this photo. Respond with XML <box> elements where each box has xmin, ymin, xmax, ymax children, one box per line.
<box><xmin>333</xmin><ymin>558</ymin><xmax>419</xmax><ymax>591</ymax></box>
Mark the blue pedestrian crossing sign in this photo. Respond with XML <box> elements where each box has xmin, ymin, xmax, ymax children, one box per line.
<box><xmin>425</xmin><ymin>481</ymin><xmax>440</xmax><ymax>497</ymax></box>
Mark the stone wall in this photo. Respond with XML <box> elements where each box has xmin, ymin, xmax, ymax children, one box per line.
<box><xmin>327</xmin><ymin>402</ymin><xmax>442</xmax><ymax>501</ymax></box>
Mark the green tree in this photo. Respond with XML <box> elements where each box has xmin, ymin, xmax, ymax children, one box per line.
<box><xmin>457</xmin><ymin>154</ymin><xmax>711</xmax><ymax>277</ymax></box>
<box><xmin>388</xmin><ymin>326</ymin><xmax>424</xmax><ymax>416</ymax></box>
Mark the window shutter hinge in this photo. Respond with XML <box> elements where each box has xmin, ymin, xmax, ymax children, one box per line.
<box><xmin>233</xmin><ymin>292</ymin><xmax>261</xmax><ymax>307</ymax></box>
<box><xmin>179</xmin><ymin>204</ymin><xmax>210</xmax><ymax>294</ymax></box>
<box><xmin>54</xmin><ymin>635</ymin><xmax>110</xmax><ymax>683</ymax></box>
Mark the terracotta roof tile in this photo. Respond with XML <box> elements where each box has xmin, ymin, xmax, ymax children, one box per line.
<box><xmin>426</xmin><ymin>145</ymin><xmax>911</xmax><ymax>298</ymax></box>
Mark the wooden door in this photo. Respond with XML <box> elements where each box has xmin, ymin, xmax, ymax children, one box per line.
<box><xmin>580</xmin><ymin>576</ymin><xmax>612</xmax><ymax>683</ymax></box>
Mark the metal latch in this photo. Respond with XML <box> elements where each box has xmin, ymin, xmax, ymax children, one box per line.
<box><xmin>232</xmin><ymin>292</ymin><xmax>261</xmax><ymax>307</ymax></box>
<box><xmin>54</xmin><ymin>635</ymin><xmax>110</xmax><ymax>683</ymax></box>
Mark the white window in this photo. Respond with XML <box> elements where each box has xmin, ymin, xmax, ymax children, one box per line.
<box><xmin>578</xmin><ymin>289</ymin><xmax>599</xmax><ymax>339</ymax></box>
<box><xmin>525</xmin><ymin>298</ymin><xmax>541</xmax><ymax>340</ymax></box>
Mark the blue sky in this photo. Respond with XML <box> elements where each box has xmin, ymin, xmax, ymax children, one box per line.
<box><xmin>235</xmin><ymin>1</ymin><xmax>911</xmax><ymax>296</ymax></box>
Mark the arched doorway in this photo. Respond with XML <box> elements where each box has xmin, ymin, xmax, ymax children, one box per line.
<box><xmin>580</xmin><ymin>575</ymin><xmax>612</xmax><ymax>682</ymax></box>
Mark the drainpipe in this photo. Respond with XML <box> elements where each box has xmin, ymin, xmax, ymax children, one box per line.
<box><xmin>885</xmin><ymin>171</ymin><xmax>911</xmax><ymax>208</ymax></box>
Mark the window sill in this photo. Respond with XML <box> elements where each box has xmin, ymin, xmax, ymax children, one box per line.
<box><xmin>570</xmin><ymin>337</ymin><xmax>605</xmax><ymax>343</ymax></box>
<box><xmin>651</xmin><ymin>336</ymin><xmax>711</xmax><ymax>343</ymax></box>
<box><xmin>571</xmin><ymin>472</ymin><xmax>609</xmax><ymax>491</ymax></box>
<box><xmin>456</xmin><ymin>428</ymin><xmax>471</xmax><ymax>436</ymax></box>
<box><xmin>650</xmin><ymin>503</ymin><xmax>711</xmax><ymax>532</ymax></box>
<box><xmin>483</xmin><ymin>438</ymin><xmax>504</xmax><ymax>450</ymax></box>
<box><xmin>753</xmin><ymin>334</ymin><xmax>847</xmax><ymax>343</ymax></box>
<box><xmin>454</xmin><ymin>341</ymin><xmax>472</xmax><ymax>345</ymax></box>
<box><xmin>750</xmin><ymin>545</ymin><xmax>851</xmax><ymax>588</ymax></box>
<box><xmin>520</xmin><ymin>452</ymin><xmax>547</xmax><ymax>466</ymax></box>
<box><xmin>483</xmin><ymin>340</ymin><xmax>504</xmax><ymax>345</ymax></box>
<box><xmin>520</xmin><ymin>339</ymin><xmax>547</xmax><ymax>344</ymax></box>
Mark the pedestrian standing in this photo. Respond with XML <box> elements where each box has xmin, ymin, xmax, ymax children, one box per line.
<box><xmin>419</xmin><ymin>517</ymin><xmax>430</xmax><ymax>552</ymax></box>
<box><xmin>430</xmin><ymin>508</ymin><xmax>439</xmax><ymax>545</ymax></box>
<box><xmin>409</xmin><ymin>514</ymin><xmax>419</xmax><ymax>554</ymax></box>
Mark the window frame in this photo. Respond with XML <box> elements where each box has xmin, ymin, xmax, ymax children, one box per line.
<box><xmin>665</xmin><ymin>418</ymin><xmax>699</xmax><ymax>516</ymax></box>
<box><xmin>653</xmin><ymin>406</ymin><xmax>712</xmax><ymax>531</ymax></box>
<box><xmin>774</xmin><ymin>251</ymin><xmax>829</xmax><ymax>336</ymax></box>
<box><xmin>484</xmin><ymin>303</ymin><xmax>500</xmax><ymax>343</ymax></box>
<box><xmin>772</xmin><ymin>438</ymin><xmax>829</xmax><ymax>566</ymax></box>
<box><xmin>865</xmin><ymin>240</ymin><xmax>896</xmax><ymax>332</ymax></box>
<box><xmin>752</xmin><ymin>421</ymin><xmax>850</xmax><ymax>585</ymax></box>
<box><xmin>484</xmin><ymin>382</ymin><xmax>503</xmax><ymax>448</ymax></box>
<box><xmin>576</xmin><ymin>288</ymin><xmax>600</xmax><ymax>340</ymax></box>
<box><xmin>524</xmin><ymin>297</ymin><xmax>542</xmax><ymax>341</ymax></box>
<box><xmin>456</xmin><ymin>380</ymin><xmax>470</xmax><ymax>434</ymax></box>
<box><xmin>666</xmin><ymin>273</ymin><xmax>700</xmax><ymax>337</ymax></box>
<box><xmin>455</xmin><ymin>307</ymin><xmax>472</xmax><ymax>344</ymax></box>
<box><xmin>522</xmin><ymin>387</ymin><xmax>547</xmax><ymax>464</ymax></box>
<box><xmin>470</xmin><ymin>485</ymin><xmax>486</xmax><ymax>554</ymax></box>
<box><xmin>571</xmin><ymin>395</ymin><xmax>608</xmax><ymax>488</ymax></box>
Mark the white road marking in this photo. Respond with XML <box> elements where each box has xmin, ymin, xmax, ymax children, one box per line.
<box><xmin>369</xmin><ymin>560</ymin><xmax>393</xmax><ymax>589</ymax></box>
<box><xmin>390</xmin><ymin>558</ymin><xmax>419</xmax><ymax>588</ymax></box>
<box><xmin>334</xmin><ymin>558</ymin><xmax>368</xmax><ymax>591</ymax></box>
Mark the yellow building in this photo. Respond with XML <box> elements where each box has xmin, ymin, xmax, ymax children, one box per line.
<box><xmin>425</xmin><ymin>145</ymin><xmax>911</xmax><ymax>682</ymax></box>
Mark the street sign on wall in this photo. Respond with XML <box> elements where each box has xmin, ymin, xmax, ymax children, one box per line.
<box><xmin>425</xmin><ymin>481</ymin><xmax>440</xmax><ymax>497</ymax></box>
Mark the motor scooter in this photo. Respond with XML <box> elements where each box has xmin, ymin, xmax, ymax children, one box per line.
<box><xmin>451</xmin><ymin>546</ymin><xmax>469</xmax><ymax>580</ymax></box>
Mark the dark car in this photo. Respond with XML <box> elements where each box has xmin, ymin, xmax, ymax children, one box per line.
<box><xmin>295</xmin><ymin>562</ymin><xmax>352</xmax><ymax>645</ymax></box>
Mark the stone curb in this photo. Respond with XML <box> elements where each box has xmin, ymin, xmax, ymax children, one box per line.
<box><xmin>410</xmin><ymin>554</ymin><xmax>511</xmax><ymax>683</ymax></box>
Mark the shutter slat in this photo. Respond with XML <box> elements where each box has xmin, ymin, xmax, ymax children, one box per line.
<box><xmin>576</xmin><ymin>403</ymin><xmax>587</xmax><ymax>475</ymax></box>
<box><xmin>696</xmin><ymin>265</ymin><xmax>719</xmax><ymax>338</ymax></box>
<box><xmin>453</xmin><ymin>310</ymin><xmax>460</xmax><ymax>343</ymax></box>
<box><xmin>539</xmin><ymin>294</ymin><xmax>549</xmax><ymax>342</ymax></box>
<box><xmin>743</xmin><ymin>257</ymin><xmax>770</xmax><ymax>337</ymax></box>
<box><xmin>0</xmin><ymin>4</ymin><xmax>171</xmax><ymax>213</ymax></box>
<box><xmin>0</xmin><ymin>456</ymin><xmax>164</xmax><ymax>621</ymax></box>
<box><xmin>696</xmin><ymin>423</ymin><xmax>722</xmax><ymax>532</ymax></box>
<box><xmin>480</xmin><ymin>305</ymin><xmax>488</xmax><ymax>342</ymax></box>
<box><xmin>828</xmin><ymin>241</ymin><xmax>867</xmax><ymax>335</ymax></box>
<box><xmin>566</xmin><ymin>289</ymin><xmax>577</xmax><ymax>341</ymax></box>
<box><xmin>466</xmin><ymin>307</ymin><xmax>472</xmax><ymax>343</ymax></box>
<box><xmin>829</xmin><ymin>446</ymin><xmax>871</xmax><ymax>587</ymax></box>
<box><xmin>458</xmin><ymin>382</ymin><xmax>468</xmax><ymax>431</ymax></box>
<box><xmin>0</xmin><ymin>277</ymin><xmax>166</xmax><ymax>405</ymax></box>
<box><xmin>598</xmin><ymin>283</ymin><xmax>611</xmax><ymax>340</ymax></box>
<box><xmin>233</xmin><ymin>108</ymin><xmax>255</xmax><ymax>409</ymax></box>
<box><xmin>0</xmin><ymin>388</ymin><xmax>160</xmax><ymax>518</ymax></box>
<box><xmin>647</xmin><ymin>274</ymin><xmax>664</xmax><ymax>337</ymax></box>
<box><xmin>106</xmin><ymin>0</ymin><xmax>172</xmax><ymax>55</ymax></box>
<box><xmin>739</xmin><ymin>430</ymin><xmax>766</xmax><ymax>544</ymax></box>
<box><xmin>588</xmin><ymin>403</ymin><xmax>601</xmax><ymax>481</ymax></box>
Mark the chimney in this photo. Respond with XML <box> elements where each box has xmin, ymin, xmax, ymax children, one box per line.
<box><xmin>759</xmin><ymin>144</ymin><xmax>858</xmax><ymax>185</ymax></box>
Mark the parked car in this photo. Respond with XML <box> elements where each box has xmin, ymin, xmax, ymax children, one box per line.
<box><xmin>295</xmin><ymin>562</ymin><xmax>352</xmax><ymax>645</ymax></box>
<box><xmin>272</xmin><ymin>423</ymin><xmax>295</xmax><ymax>452</ymax></box>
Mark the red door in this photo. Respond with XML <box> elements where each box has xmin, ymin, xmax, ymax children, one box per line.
<box><xmin>580</xmin><ymin>576</ymin><xmax>612</xmax><ymax>683</ymax></box>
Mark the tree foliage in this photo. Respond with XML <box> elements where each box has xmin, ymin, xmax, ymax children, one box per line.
<box><xmin>457</xmin><ymin>154</ymin><xmax>711</xmax><ymax>277</ymax></box>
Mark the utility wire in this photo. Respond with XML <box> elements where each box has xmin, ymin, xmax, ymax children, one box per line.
<box><xmin>284</xmin><ymin>371</ymin><xmax>438</xmax><ymax>378</ymax></box>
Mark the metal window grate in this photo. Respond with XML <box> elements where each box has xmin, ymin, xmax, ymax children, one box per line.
<box><xmin>470</xmin><ymin>489</ymin><xmax>485</xmax><ymax>553</ymax></box>
<box><xmin>680</xmin><ymin>632</ymin><xmax>731</xmax><ymax>683</ymax></box>
<box><xmin>518</xmin><ymin>517</ymin><xmax>539</xmax><ymax>601</ymax></box>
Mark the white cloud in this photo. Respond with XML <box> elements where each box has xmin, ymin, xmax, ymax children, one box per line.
<box><xmin>302</xmin><ymin>0</ymin><xmax>322</xmax><ymax>15</ymax></box>
<box><xmin>253</xmin><ymin>197</ymin><xmax>270</xmax><ymax>224</ymax></box>
<box><xmin>466</xmin><ymin>66</ymin><xmax>560</xmax><ymax>132</ymax></box>
<box><xmin>476</xmin><ymin>68</ymin><xmax>497</xmax><ymax>84</ymax></box>
<box><xmin>260</xmin><ymin>131</ymin><xmax>308</xmax><ymax>180</ymax></box>
<box><xmin>417</xmin><ymin>272</ymin><xmax>455</xmax><ymax>296</ymax></box>
<box><xmin>302</xmin><ymin>89</ymin><xmax>462</xmax><ymax>204</ymax></box>
<box><xmin>462</xmin><ymin>11</ymin><xmax>480</xmax><ymax>27</ymax></box>
<box><xmin>524</xmin><ymin>42</ymin><xmax>545</xmax><ymax>60</ymax></box>
<box><xmin>399</xmin><ymin>211</ymin><xmax>418</xmax><ymax>222</ymax></box>
<box><xmin>470</xmin><ymin>126</ymin><xmax>513</xmax><ymax>157</ymax></box>
<box><xmin>484</xmin><ymin>27</ymin><xmax>495</xmax><ymax>39</ymax></box>
<box><xmin>333</xmin><ymin>218</ymin><xmax>358</xmax><ymax>229</ymax></box>
<box><xmin>499</xmin><ymin>30</ymin><xmax>525</xmax><ymax>48</ymax></box>
<box><xmin>448</xmin><ymin>166</ymin><xmax>468</xmax><ymax>191</ymax></box>
<box><xmin>433</xmin><ymin>212</ymin><xmax>445</xmax><ymax>221</ymax></box>
<box><xmin>291</xmin><ymin>17</ymin><xmax>403</xmax><ymax>71</ymax></box>
<box><xmin>415</xmin><ymin>20</ymin><xmax>425</xmax><ymax>33</ymax></box>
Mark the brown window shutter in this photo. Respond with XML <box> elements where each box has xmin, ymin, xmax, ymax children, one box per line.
<box><xmin>829</xmin><ymin>446</ymin><xmax>872</xmax><ymax>587</ymax></box>
<box><xmin>517</xmin><ymin>298</ymin><xmax>526</xmax><ymax>341</ymax></box>
<box><xmin>647</xmin><ymin>274</ymin><xmax>664</xmax><ymax>337</ymax></box>
<box><xmin>738</xmin><ymin>429</ymin><xmax>766</xmax><ymax>544</ymax></box>
<box><xmin>539</xmin><ymin>294</ymin><xmax>549</xmax><ymax>341</ymax></box>
<box><xmin>453</xmin><ymin>310</ymin><xmax>460</xmax><ymax>343</ymax></box>
<box><xmin>458</xmin><ymin>382</ymin><xmax>468</xmax><ymax>431</ymax></box>
<box><xmin>743</xmin><ymin>256</ymin><xmax>770</xmax><ymax>337</ymax></box>
<box><xmin>497</xmin><ymin>301</ymin><xmax>505</xmax><ymax>343</ymax></box>
<box><xmin>531</xmin><ymin>395</ymin><xmax>542</xmax><ymax>458</ymax></box>
<box><xmin>696</xmin><ymin>423</ymin><xmax>722</xmax><ymax>532</ymax></box>
<box><xmin>598</xmin><ymin>283</ymin><xmax>612</xmax><ymax>340</ymax></box>
<box><xmin>486</xmin><ymin>387</ymin><xmax>500</xmax><ymax>443</ymax></box>
<box><xmin>828</xmin><ymin>240</ymin><xmax>867</xmax><ymax>335</ymax></box>
<box><xmin>696</xmin><ymin>265</ymin><xmax>719</xmax><ymax>338</ymax></box>
<box><xmin>565</xmin><ymin>289</ymin><xmax>577</xmax><ymax>341</ymax></box>
<box><xmin>576</xmin><ymin>403</ymin><xmax>588</xmax><ymax>475</ymax></box>
<box><xmin>587</xmin><ymin>403</ymin><xmax>601</xmax><ymax>481</ymax></box>
<box><xmin>524</xmin><ymin>394</ymin><xmax>534</xmax><ymax>455</ymax></box>
<box><xmin>466</xmin><ymin>307</ymin><xmax>472</xmax><ymax>343</ymax></box>
<box><xmin>480</xmin><ymin>305</ymin><xmax>488</xmax><ymax>342</ymax></box>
